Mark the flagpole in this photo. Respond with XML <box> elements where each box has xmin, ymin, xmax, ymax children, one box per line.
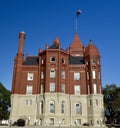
<box><xmin>75</xmin><ymin>10</ymin><xmax>82</xmax><ymax>33</ymax></box>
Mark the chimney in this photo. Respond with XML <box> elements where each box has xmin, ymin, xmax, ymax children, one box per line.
<box><xmin>18</xmin><ymin>31</ymin><xmax>25</xmax><ymax>54</ymax></box>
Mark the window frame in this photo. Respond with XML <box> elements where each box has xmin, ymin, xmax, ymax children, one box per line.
<box><xmin>61</xmin><ymin>84</ymin><xmax>65</xmax><ymax>93</ymax></box>
<box><xmin>61</xmin><ymin>71</ymin><xmax>65</xmax><ymax>79</ymax></box>
<box><xmin>50</xmin><ymin>83</ymin><xmax>55</xmax><ymax>93</ymax></box>
<box><xmin>74</xmin><ymin>85</ymin><xmax>80</xmax><ymax>95</ymax></box>
<box><xmin>74</xmin><ymin>72</ymin><xmax>80</xmax><ymax>80</ymax></box>
<box><xmin>27</xmin><ymin>73</ymin><xmax>34</xmax><ymax>81</ymax></box>
<box><xmin>26</xmin><ymin>85</ymin><xmax>33</xmax><ymax>94</ymax></box>
<box><xmin>50</xmin><ymin>57</ymin><xmax>56</xmax><ymax>62</ymax></box>
<box><xmin>49</xmin><ymin>101</ymin><xmax>55</xmax><ymax>114</ymax></box>
<box><xmin>75</xmin><ymin>102</ymin><xmax>82</xmax><ymax>114</ymax></box>
<box><xmin>61</xmin><ymin>101</ymin><xmax>65</xmax><ymax>114</ymax></box>
<box><xmin>50</xmin><ymin>68</ymin><xmax>55</xmax><ymax>78</ymax></box>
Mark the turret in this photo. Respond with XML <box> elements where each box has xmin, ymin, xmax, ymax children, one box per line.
<box><xmin>85</xmin><ymin>40</ymin><xmax>102</xmax><ymax>94</ymax></box>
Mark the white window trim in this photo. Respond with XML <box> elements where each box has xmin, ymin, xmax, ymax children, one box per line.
<box><xmin>93</xmin><ymin>84</ymin><xmax>97</xmax><ymax>94</ymax></box>
<box><xmin>74</xmin><ymin>85</ymin><xmax>80</xmax><ymax>95</ymax></box>
<box><xmin>50</xmin><ymin>68</ymin><xmax>55</xmax><ymax>78</ymax></box>
<box><xmin>50</xmin><ymin>83</ymin><xmax>55</xmax><ymax>93</ymax></box>
<box><xmin>61</xmin><ymin>71</ymin><xmax>65</xmax><ymax>79</ymax></box>
<box><xmin>49</xmin><ymin>101</ymin><xmax>55</xmax><ymax>114</ymax></box>
<box><xmin>26</xmin><ymin>85</ymin><xmax>33</xmax><ymax>95</ymax></box>
<box><xmin>92</xmin><ymin>70</ymin><xmax>96</xmax><ymax>79</ymax></box>
<box><xmin>75</xmin><ymin>102</ymin><xmax>82</xmax><ymax>114</ymax></box>
<box><xmin>61</xmin><ymin>84</ymin><xmax>65</xmax><ymax>93</ymax></box>
<box><xmin>74</xmin><ymin>72</ymin><xmax>80</xmax><ymax>80</ymax></box>
<box><xmin>41</xmin><ymin>71</ymin><xmax>44</xmax><ymax>79</ymax></box>
<box><xmin>27</xmin><ymin>73</ymin><xmax>34</xmax><ymax>81</ymax></box>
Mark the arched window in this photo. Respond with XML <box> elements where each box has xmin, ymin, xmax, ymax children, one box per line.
<box><xmin>49</xmin><ymin>101</ymin><xmax>55</xmax><ymax>113</ymax></box>
<box><xmin>76</xmin><ymin>102</ymin><xmax>82</xmax><ymax>114</ymax></box>
<box><xmin>61</xmin><ymin>101</ymin><xmax>65</xmax><ymax>114</ymax></box>
<box><xmin>40</xmin><ymin>101</ymin><xmax>43</xmax><ymax>114</ymax></box>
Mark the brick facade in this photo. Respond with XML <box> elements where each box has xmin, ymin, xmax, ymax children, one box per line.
<box><xmin>10</xmin><ymin>32</ymin><xmax>104</xmax><ymax>126</ymax></box>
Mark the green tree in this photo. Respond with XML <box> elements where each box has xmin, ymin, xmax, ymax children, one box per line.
<box><xmin>103</xmin><ymin>84</ymin><xmax>120</xmax><ymax>124</ymax></box>
<box><xmin>0</xmin><ymin>82</ymin><xmax>11</xmax><ymax>120</ymax></box>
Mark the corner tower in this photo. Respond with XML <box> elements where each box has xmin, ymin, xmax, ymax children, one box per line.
<box><xmin>85</xmin><ymin>40</ymin><xmax>103</xmax><ymax>126</ymax></box>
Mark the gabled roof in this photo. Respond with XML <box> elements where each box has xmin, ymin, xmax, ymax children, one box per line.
<box><xmin>23</xmin><ymin>56</ymin><xmax>39</xmax><ymax>65</ymax></box>
<box><xmin>69</xmin><ymin>55</ymin><xmax>84</xmax><ymax>64</ymax></box>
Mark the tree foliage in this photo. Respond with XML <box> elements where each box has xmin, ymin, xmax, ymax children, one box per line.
<box><xmin>103</xmin><ymin>84</ymin><xmax>120</xmax><ymax>124</ymax></box>
<box><xmin>0</xmin><ymin>82</ymin><xmax>11</xmax><ymax>120</ymax></box>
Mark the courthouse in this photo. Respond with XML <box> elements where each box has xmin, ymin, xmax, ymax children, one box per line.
<box><xmin>10</xmin><ymin>31</ymin><xmax>104</xmax><ymax>126</ymax></box>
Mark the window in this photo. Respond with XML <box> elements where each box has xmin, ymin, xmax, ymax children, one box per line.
<box><xmin>76</xmin><ymin>102</ymin><xmax>82</xmax><ymax>114</ymax></box>
<box><xmin>76</xmin><ymin>119</ymin><xmax>81</xmax><ymax>125</ymax></box>
<box><xmin>74</xmin><ymin>72</ymin><xmax>80</xmax><ymax>80</ymax></box>
<box><xmin>89</xmin><ymin>99</ymin><xmax>92</xmax><ymax>106</ymax></box>
<box><xmin>41</xmin><ymin>84</ymin><xmax>43</xmax><ymax>94</ymax></box>
<box><xmin>61</xmin><ymin>71</ymin><xmax>65</xmax><ymax>79</ymax></box>
<box><xmin>94</xmin><ymin>84</ymin><xmax>97</xmax><ymax>94</ymax></box>
<box><xmin>91</xmin><ymin>58</ymin><xmax>96</xmax><ymax>64</ymax></box>
<box><xmin>42</xmin><ymin>59</ymin><xmax>45</xmax><ymax>64</ymax></box>
<box><xmin>62</xmin><ymin>58</ymin><xmax>65</xmax><ymax>64</ymax></box>
<box><xmin>30</xmin><ymin>99</ymin><xmax>32</xmax><ymax>105</ymax></box>
<box><xmin>49</xmin><ymin>101</ymin><xmax>55</xmax><ymax>113</ymax></box>
<box><xmin>61</xmin><ymin>101</ymin><xmax>65</xmax><ymax>114</ymax></box>
<box><xmin>74</xmin><ymin>85</ymin><xmax>80</xmax><ymax>95</ymax></box>
<box><xmin>92</xmin><ymin>71</ymin><xmax>96</xmax><ymax>79</ymax></box>
<box><xmin>50</xmin><ymin>118</ymin><xmax>54</xmax><ymax>125</ymax></box>
<box><xmin>26</xmin><ymin>85</ymin><xmax>33</xmax><ymax>94</ymax></box>
<box><xmin>88</xmin><ymin>85</ymin><xmax>90</xmax><ymax>94</ymax></box>
<box><xmin>50</xmin><ymin>83</ymin><xmax>55</xmax><ymax>93</ymax></box>
<box><xmin>41</xmin><ymin>71</ymin><xmax>44</xmax><ymax>79</ymax></box>
<box><xmin>40</xmin><ymin>101</ymin><xmax>43</xmax><ymax>114</ymax></box>
<box><xmin>25</xmin><ymin>100</ymin><xmax>28</xmax><ymax>105</ymax></box>
<box><xmin>25</xmin><ymin>99</ymin><xmax>32</xmax><ymax>106</ymax></box>
<box><xmin>95</xmin><ymin>99</ymin><xmax>98</xmax><ymax>106</ymax></box>
<box><xmin>50</xmin><ymin>68</ymin><xmax>55</xmax><ymax>78</ymax></box>
<box><xmin>61</xmin><ymin>84</ymin><xmax>65</xmax><ymax>93</ymax></box>
<box><xmin>62</xmin><ymin>119</ymin><xmax>65</xmax><ymax>125</ymax></box>
<box><xmin>87</xmin><ymin>72</ymin><xmax>89</xmax><ymax>80</ymax></box>
<box><xmin>27</xmin><ymin>73</ymin><xmax>33</xmax><ymax>81</ymax></box>
<box><xmin>50</xmin><ymin>57</ymin><xmax>56</xmax><ymax>62</ymax></box>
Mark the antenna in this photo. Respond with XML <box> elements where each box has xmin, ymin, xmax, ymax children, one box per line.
<box><xmin>75</xmin><ymin>10</ymin><xmax>82</xmax><ymax>33</ymax></box>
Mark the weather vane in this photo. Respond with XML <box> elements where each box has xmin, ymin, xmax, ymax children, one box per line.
<box><xmin>75</xmin><ymin>10</ymin><xmax>82</xmax><ymax>33</ymax></box>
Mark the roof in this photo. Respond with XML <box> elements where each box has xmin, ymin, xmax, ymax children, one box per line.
<box><xmin>48</xmin><ymin>43</ymin><xmax>59</xmax><ymax>49</ymax></box>
<box><xmin>85</xmin><ymin>41</ymin><xmax>100</xmax><ymax>56</ymax></box>
<box><xmin>48</xmin><ymin>37</ymin><xmax>60</xmax><ymax>49</ymax></box>
<box><xmin>69</xmin><ymin>56</ymin><xmax>84</xmax><ymax>64</ymax></box>
<box><xmin>70</xmin><ymin>33</ymin><xmax>83</xmax><ymax>48</ymax></box>
<box><xmin>23</xmin><ymin>56</ymin><xmax>39</xmax><ymax>65</ymax></box>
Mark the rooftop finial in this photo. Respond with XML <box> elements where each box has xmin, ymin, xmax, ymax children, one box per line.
<box><xmin>75</xmin><ymin>10</ymin><xmax>82</xmax><ymax>33</ymax></box>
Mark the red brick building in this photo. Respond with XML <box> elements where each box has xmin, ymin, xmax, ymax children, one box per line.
<box><xmin>10</xmin><ymin>31</ymin><xmax>104</xmax><ymax>126</ymax></box>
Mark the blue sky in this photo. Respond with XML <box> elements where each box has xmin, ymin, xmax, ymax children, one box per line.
<box><xmin>0</xmin><ymin>0</ymin><xmax>120</xmax><ymax>90</ymax></box>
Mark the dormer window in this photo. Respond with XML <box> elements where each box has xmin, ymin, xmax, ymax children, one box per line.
<box><xmin>50</xmin><ymin>57</ymin><xmax>56</xmax><ymax>62</ymax></box>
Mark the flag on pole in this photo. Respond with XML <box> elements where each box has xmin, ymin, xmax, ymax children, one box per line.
<box><xmin>76</xmin><ymin>10</ymin><xmax>82</xmax><ymax>16</ymax></box>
